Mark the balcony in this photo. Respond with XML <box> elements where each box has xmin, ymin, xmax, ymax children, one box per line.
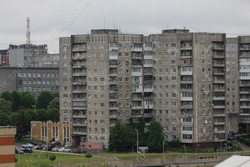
<box><xmin>72</xmin><ymin>131</ymin><xmax>87</xmax><ymax>135</ymax></box>
<box><xmin>132</xmin><ymin>55</ymin><xmax>142</xmax><ymax>59</ymax></box>
<box><xmin>131</xmin><ymin>47</ymin><xmax>143</xmax><ymax>52</ymax></box>
<box><xmin>143</xmin><ymin>96</ymin><xmax>153</xmax><ymax>101</ymax></box>
<box><xmin>212</xmin><ymin>46</ymin><xmax>225</xmax><ymax>50</ymax></box>
<box><xmin>240</xmin><ymin>105</ymin><xmax>250</xmax><ymax>109</ymax></box>
<box><xmin>239</xmin><ymin>46</ymin><xmax>250</xmax><ymax>51</ymax></box>
<box><xmin>72</xmin><ymin>81</ymin><xmax>87</xmax><ymax>85</ymax></box>
<box><xmin>132</xmin><ymin>71</ymin><xmax>142</xmax><ymax>76</ymax></box>
<box><xmin>73</xmin><ymin>123</ymin><xmax>87</xmax><ymax>127</ymax></box>
<box><xmin>73</xmin><ymin>114</ymin><xmax>86</xmax><ymax>118</ymax></box>
<box><xmin>73</xmin><ymin>89</ymin><xmax>87</xmax><ymax>94</ymax></box>
<box><xmin>213</xmin><ymin>96</ymin><xmax>225</xmax><ymax>100</ymax></box>
<box><xmin>110</xmin><ymin>114</ymin><xmax>118</xmax><ymax>119</ymax></box>
<box><xmin>109</xmin><ymin>106</ymin><xmax>118</xmax><ymax>110</ymax></box>
<box><xmin>132</xmin><ymin>114</ymin><xmax>143</xmax><ymax>118</ymax></box>
<box><xmin>72</xmin><ymin>65</ymin><xmax>86</xmax><ymax>69</ymax></box>
<box><xmin>181</xmin><ymin>71</ymin><xmax>192</xmax><ymax>75</ymax></box>
<box><xmin>109</xmin><ymin>80</ymin><xmax>117</xmax><ymax>85</ymax></box>
<box><xmin>213</xmin><ymin>55</ymin><xmax>225</xmax><ymax>59</ymax></box>
<box><xmin>213</xmin><ymin>129</ymin><xmax>226</xmax><ymax>133</ymax></box>
<box><xmin>144</xmin><ymin>46</ymin><xmax>153</xmax><ymax>51</ymax></box>
<box><xmin>132</xmin><ymin>96</ymin><xmax>142</xmax><ymax>101</ymax></box>
<box><xmin>240</xmin><ymin>98</ymin><xmax>250</xmax><ymax>101</ymax></box>
<box><xmin>144</xmin><ymin>87</ymin><xmax>153</xmax><ymax>92</ymax></box>
<box><xmin>73</xmin><ymin>73</ymin><xmax>86</xmax><ymax>77</ymax></box>
<box><xmin>144</xmin><ymin>55</ymin><xmax>153</xmax><ymax>59</ymax></box>
<box><xmin>132</xmin><ymin>105</ymin><xmax>143</xmax><ymax>110</ymax></box>
<box><xmin>213</xmin><ymin>105</ymin><xmax>225</xmax><ymax>109</ymax></box>
<box><xmin>144</xmin><ymin>63</ymin><xmax>153</xmax><ymax>67</ymax></box>
<box><xmin>144</xmin><ymin>103</ymin><xmax>154</xmax><ymax>109</ymax></box>
<box><xmin>240</xmin><ymin>82</ymin><xmax>250</xmax><ymax>87</ymax></box>
<box><xmin>109</xmin><ymin>52</ymin><xmax>118</xmax><ymax>60</ymax></box>
<box><xmin>213</xmin><ymin>63</ymin><xmax>225</xmax><ymax>68</ymax></box>
<box><xmin>213</xmin><ymin>71</ymin><xmax>224</xmax><ymax>76</ymax></box>
<box><xmin>213</xmin><ymin>112</ymin><xmax>225</xmax><ymax>117</ymax></box>
<box><xmin>109</xmin><ymin>43</ymin><xmax>118</xmax><ymax>51</ymax></box>
<box><xmin>144</xmin><ymin>113</ymin><xmax>153</xmax><ymax>118</ymax></box>
<box><xmin>213</xmin><ymin>80</ymin><xmax>225</xmax><ymax>84</ymax></box>
<box><xmin>181</xmin><ymin>97</ymin><xmax>193</xmax><ymax>101</ymax></box>
<box><xmin>240</xmin><ymin>90</ymin><xmax>250</xmax><ymax>94</ymax></box>
<box><xmin>72</xmin><ymin>56</ymin><xmax>87</xmax><ymax>60</ymax></box>
<box><xmin>72</xmin><ymin>47</ymin><xmax>86</xmax><ymax>52</ymax></box>
<box><xmin>213</xmin><ymin>122</ymin><xmax>225</xmax><ymax>125</ymax></box>
<box><xmin>73</xmin><ymin>106</ymin><xmax>87</xmax><ymax>110</ymax></box>
<box><xmin>181</xmin><ymin>105</ymin><xmax>193</xmax><ymax>109</ymax></box>
<box><xmin>181</xmin><ymin>80</ymin><xmax>193</xmax><ymax>84</ymax></box>
<box><xmin>73</xmin><ymin>98</ymin><xmax>87</xmax><ymax>102</ymax></box>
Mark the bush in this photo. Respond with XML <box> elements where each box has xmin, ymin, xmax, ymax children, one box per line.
<box><xmin>49</xmin><ymin>155</ymin><xmax>56</xmax><ymax>161</ymax></box>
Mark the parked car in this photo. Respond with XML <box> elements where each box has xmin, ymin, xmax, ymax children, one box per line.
<box><xmin>58</xmin><ymin>147</ymin><xmax>65</xmax><ymax>152</ymax></box>
<box><xmin>72</xmin><ymin>149</ymin><xmax>86</xmax><ymax>154</ymax></box>
<box><xmin>22</xmin><ymin>148</ymin><xmax>33</xmax><ymax>153</ymax></box>
<box><xmin>33</xmin><ymin>145</ymin><xmax>43</xmax><ymax>150</ymax></box>
<box><xmin>22</xmin><ymin>143</ymin><xmax>34</xmax><ymax>148</ymax></box>
<box><xmin>15</xmin><ymin>148</ymin><xmax>24</xmax><ymax>154</ymax></box>
<box><xmin>63</xmin><ymin>148</ymin><xmax>71</xmax><ymax>152</ymax></box>
<box><xmin>51</xmin><ymin>147</ymin><xmax>60</xmax><ymax>152</ymax></box>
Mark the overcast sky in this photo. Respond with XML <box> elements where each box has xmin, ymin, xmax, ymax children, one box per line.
<box><xmin>1</xmin><ymin>0</ymin><xmax>250</xmax><ymax>53</ymax></box>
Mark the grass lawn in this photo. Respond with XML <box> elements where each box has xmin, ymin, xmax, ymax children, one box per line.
<box><xmin>16</xmin><ymin>151</ymin><xmax>98</xmax><ymax>167</ymax></box>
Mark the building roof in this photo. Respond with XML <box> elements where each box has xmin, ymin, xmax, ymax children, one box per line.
<box><xmin>215</xmin><ymin>155</ymin><xmax>250</xmax><ymax>167</ymax></box>
<box><xmin>0</xmin><ymin>49</ymin><xmax>8</xmax><ymax>55</ymax></box>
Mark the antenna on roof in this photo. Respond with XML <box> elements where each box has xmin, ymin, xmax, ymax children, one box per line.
<box><xmin>26</xmin><ymin>17</ymin><xmax>31</xmax><ymax>44</ymax></box>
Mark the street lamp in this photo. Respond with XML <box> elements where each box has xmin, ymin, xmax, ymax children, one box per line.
<box><xmin>162</xmin><ymin>141</ymin><xmax>165</xmax><ymax>160</ymax></box>
<box><xmin>196</xmin><ymin>144</ymin><xmax>200</xmax><ymax>156</ymax></box>
<box><xmin>183</xmin><ymin>145</ymin><xmax>186</xmax><ymax>161</ymax></box>
<box><xmin>135</xmin><ymin>129</ymin><xmax>138</xmax><ymax>160</ymax></box>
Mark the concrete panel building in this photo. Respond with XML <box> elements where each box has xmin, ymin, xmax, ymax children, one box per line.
<box><xmin>0</xmin><ymin>126</ymin><xmax>16</xmax><ymax>167</ymax></box>
<box><xmin>59</xmin><ymin>29</ymin><xmax>229</xmax><ymax>147</ymax></box>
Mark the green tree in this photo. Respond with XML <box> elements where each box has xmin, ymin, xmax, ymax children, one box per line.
<box><xmin>20</xmin><ymin>92</ymin><xmax>35</xmax><ymax>109</ymax></box>
<box><xmin>23</xmin><ymin>109</ymin><xmax>38</xmax><ymax>134</ymax></box>
<box><xmin>129</xmin><ymin>117</ymin><xmax>147</xmax><ymax>146</ymax></box>
<box><xmin>0</xmin><ymin>98</ymin><xmax>12</xmax><ymax>112</ymax></box>
<box><xmin>9</xmin><ymin>112</ymin><xmax>19</xmax><ymax>126</ymax></box>
<box><xmin>37</xmin><ymin>91</ymin><xmax>54</xmax><ymax>109</ymax></box>
<box><xmin>1</xmin><ymin>91</ymin><xmax>12</xmax><ymax>101</ymax></box>
<box><xmin>36</xmin><ymin>109</ymin><xmax>49</xmax><ymax>121</ymax></box>
<box><xmin>0</xmin><ymin>112</ymin><xmax>10</xmax><ymax>126</ymax></box>
<box><xmin>16</xmin><ymin>110</ymin><xmax>25</xmax><ymax>140</ymax></box>
<box><xmin>11</xmin><ymin>91</ymin><xmax>22</xmax><ymax>111</ymax></box>
<box><xmin>147</xmin><ymin>120</ymin><xmax>164</xmax><ymax>153</ymax></box>
<box><xmin>109</xmin><ymin>122</ymin><xmax>136</xmax><ymax>152</ymax></box>
<box><xmin>47</xmin><ymin>108</ymin><xmax>59</xmax><ymax>122</ymax></box>
<box><xmin>48</xmin><ymin>97</ymin><xmax>59</xmax><ymax>109</ymax></box>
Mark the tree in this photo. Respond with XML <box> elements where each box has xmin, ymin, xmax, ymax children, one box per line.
<box><xmin>23</xmin><ymin>109</ymin><xmax>38</xmax><ymax>134</ymax></box>
<box><xmin>0</xmin><ymin>98</ymin><xmax>12</xmax><ymax>112</ymax></box>
<box><xmin>16</xmin><ymin>110</ymin><xmax>26</xmax><ymax>140</ymax></box>
<box><xmin>36</xmin><ymin>109</ymin><xmax>49</xmax><ymax>122</ymax></box>
<box><xmin>47</xmin><ymin>108</ymin><xmax>59</xmax><ymax>122</ymax></box>
<box><xmin>11</xmin><ymin>91</ymin><xmax>22</xmax><ymax>111</ymax></box>
<box><xmin>37</xmin><ymin>91</ymin><xmax>54</xmax><ymax>109</ymax></box>
<box><xmin>0</xmin><ymin>112</ymin><xmax>10</xmax><ymax>126</ymax></box>
<box><xmin>147</xmin><ymin>120</ymin><xmax>164</xmax><ymax>153</ymax></box>
<box><xmin>109</xmin><ymin>122</ymin><xmax>136</xmax><ymax>152</ymax></box>
<box><xmin>1</xmin><ymin>91</ymin><xmax>12</xmax><ymax>101</ymax></box>
<box><xmin>85</xmin><ymin>153</ymin><xmax>92</xmax><ymax>166</ymax></box>
<box><xmin>48</xmin><ymin>97</ymin><xmax>59</xmax><ymax>109</ymax></box>
<box><xmin>20</xmin><ymin>92</ymin><xmax>35</xmax><ymax>109</ymax></box>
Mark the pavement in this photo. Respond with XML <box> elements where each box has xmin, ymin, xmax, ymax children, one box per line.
<box><xmin>238</xmin><ymin>142</ymin><xmax>250</xmax><ymax>151</ymax></box>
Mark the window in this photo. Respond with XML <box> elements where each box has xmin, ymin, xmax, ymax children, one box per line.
<box><xmin>183</xmin><ymin>134</ymin><xmax>192</xmax><ymax>139</ymax></box>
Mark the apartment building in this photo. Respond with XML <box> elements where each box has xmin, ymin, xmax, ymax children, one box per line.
<box><xmin>237</xmin><ymin>36</ymin><xmax>250</xmax><ymax>133</ymax></box>
<box><xmin>225</xmin><ymin>38</ymin><xmax>239</xmax><ymax>133</ymax></box>
<box><xmin>59</xmin><ymin>29</ymin><xmax>228</xmax><ymax>147</ymax></box>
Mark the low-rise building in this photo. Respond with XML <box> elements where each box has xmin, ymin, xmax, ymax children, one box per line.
<box><xmin>0</xmin><ymin>126</ymin><xmax>16</xmax><ymax>167</ymax></box>
<box><xmin>31</xmin><ymin>121</ymin><xmax>71</xmax><ymax>145</ymax></box>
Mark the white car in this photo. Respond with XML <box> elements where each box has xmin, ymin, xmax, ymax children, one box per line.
<box><xmin>58</xmin><ymin>147</ymin><xmax>65</xmax><ymax>152</ymax></box>
<box><xmin>22</xmin><ymin>143</ymin><xmax>34</xmax><ymax>148</ymax></box>
<box><xmin>63</xmin><ymin>148</ymin><xmax>71</xmax><ymax>152</ymax></box>
<box><xmin>51</xmin><ymin>147</ymin><xmax>60</xmax><ymax>152</ymax></box>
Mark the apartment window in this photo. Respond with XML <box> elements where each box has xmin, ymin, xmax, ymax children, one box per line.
<box><xmin>165</xmin><ymin>110</ymin><xmax>168</xmax><ymax>114</ymax></box>
<box><xmin>172</xmin><ymin>76</ymin><xmax>176</xmax><ymax>81</ymax></box>
<box><xmin>172</xmin><ymin>127</ymin><xmax>176</xmax><ymax>131</ymax></box>
<box><xmin>172</xmin><ymin>93</ymin><xmax>176</xmax><ymax>98</ymax></box>
<box><xmin>172</xmin><ymin>68</ymin><xmax>176</xmax><ymax>73</ymax></box>
<box><xmin>172</xmin><ymin>110</ymin><xmax>176</xmax><ymax>114</ymax></box>
<box><xmin>172</xmin><ymin>102</ymin><xmax>176</xmax><ymax>106</ymax></box>
<box><xmin>183</xmin><ymin>134</ymin><xmax>192</xmax><ymax>139</ymax></box>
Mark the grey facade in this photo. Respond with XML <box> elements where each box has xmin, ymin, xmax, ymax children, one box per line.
<box><xmin>0</xmin><ymin>67</ymin><xmax>59</xmax><ymax>97</ymax></box>
<box><xmin>8</xmin><ymin>44</ymin><xmax>59</xmax><ymax>68</ymax></box>
<box><xmin>59</xmin><ymin>29</ymin><xmax>230</xmax><ymax>147</ymax></box>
